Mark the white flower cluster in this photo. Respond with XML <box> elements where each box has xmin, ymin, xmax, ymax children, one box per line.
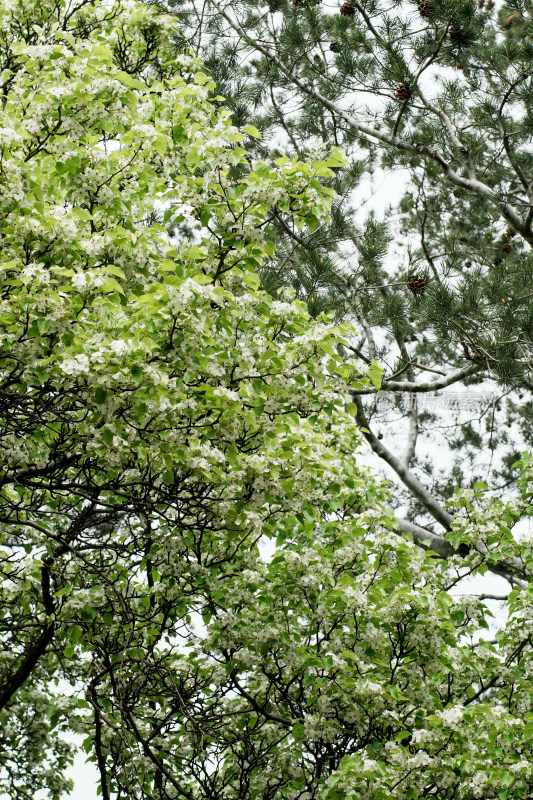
<box><xmin>59</xmin><ymin>353</ymin><xmax>90</xmax><ymax>376</ymax></box>
<box><xmin>0</xmin><ymin>126</ymin><xmax>23</xmax><ymax>144</ymax></box>
<box><xmin>439</xmin><ymin>704</ymin><xmax>465</xmax><ymax>728</ymax></box>
<box><xmin>20</xmin><ymin>263</ymin><xmax>50</xmax><ymax>286</ymax></box>
<box><xmin>72</xmin><ymin>270</ymin><xmax>106</xmax><ymax>291</ymax></box>
<box><xmin>174</xmin><ymin>53</ymin><xmax>198</xmax><ymax>70</ymax></box>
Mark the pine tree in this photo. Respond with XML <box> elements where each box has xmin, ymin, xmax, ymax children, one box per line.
<box><xmin>165</xmin><ymin>0</ymin><xmax>533</xmax><ymax>530</ymax></box>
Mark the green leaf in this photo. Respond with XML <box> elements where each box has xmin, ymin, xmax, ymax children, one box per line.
<box><xmin>292</xmin><ymin>723</ymin><xmax>306</xmax><ymax>741</ymax></box>
<box><xmin>100</xmin><ymin>277</ymin><xmax>125</xmax><ymax>295</ymax></box>
<box><xmin>194</xmin><ymin>71</ymin><xmax>211</xmax><ymax>85</ymax></box>
<box><xmin>192</xmin><ymin>272</ymin><xmax>212</xmax><ymax>285</ymax></box>
<box><xmin>395</xmin><ymin>730</ymin><xmax>412</xmax><ymax>742</ymax></box>
<box><xmin>71</xmin><ymin>625</ymin><xmax>83</xmax><ymax>644</ymax></box>
<box><xmin>243</xmin><ymin>124</ymin><xmax>261</xmax><ymax>139</ymax></box>
<box><xmin>159</xmin><ymin>259</ymin><xmax>177</xmax><ymax>272</ymax></box>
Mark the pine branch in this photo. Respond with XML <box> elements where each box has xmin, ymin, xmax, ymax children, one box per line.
<box><xmin>416</xmin><ymin>86</ymin><xmax>476</xmax><ymax>181</ymax></box>
<box><xmin>351</xmin><ymin>363</ymin><xmax>483</xmax><ymax>395</ymax></box>
<box><xmin>207</xmin><ymin>0</ymin><xmax>533</xmax><ymax>245</ymax></box>
<box><xmin>353</xmin><ymin>395</ymin><xmax>454</xmax><ymax>530</ymax></box>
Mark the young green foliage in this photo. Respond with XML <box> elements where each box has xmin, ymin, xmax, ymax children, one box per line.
<box><xmin>1</xmin><ymin>2</ymin><xmax>533</xmax><ymax>800</ymax></box>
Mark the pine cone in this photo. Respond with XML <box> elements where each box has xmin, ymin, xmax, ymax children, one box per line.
<box><xmin>503</xmin><ymin>13</ymin><xmax>519</xmax><ymax>28</ymax></box>
<box><xmin>408</xmin><ymin>276</ymin><xmax>428</xmax><ymax>295</ymax></box>
<box><xmin>417</xmin><ymin>0</ymin><xmax>432</xmax><ymax>16</ymax></box>
<box><xmin>477</xmin><ymin>0</ymin><xmax>484</xmax><ymax>7</ymax></box>
<box><xmin>486</xmin><ymin>0</ymin><xmax>494</xmax><ymax>7</ymax></box>
<box><xmin>395</xmin><ymin>82</ymin><xmax>412</xmax><ymax>102</ymax></box>
<box><xmin>292</xmin><ymin>0</ymin><xmax>306</xmax><ymax>6</ymax></box>
<box><xmin>456</xmin><ymin>61</ymin><xmax>463</xmax><ymax>69</ymax></box>
<box><xmin>339</xmin><ymin>2</ymin><xmax>356</xmax><ymax>15</ymax></box>
<box><xmin>448</xmin><ymin>24</ymin><xmax>465</xmax><ymax>43</ymax></box>
<box><xmin>502</xmin><ymin>242</ymin><xmax>512</xmax><ymax>253</ymax></box>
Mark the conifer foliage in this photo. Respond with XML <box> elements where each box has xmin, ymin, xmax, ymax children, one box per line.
<box><xmin>169</xmin><ymin>0</ymin><xmax>533</xmax><ymax>520</ymax></box>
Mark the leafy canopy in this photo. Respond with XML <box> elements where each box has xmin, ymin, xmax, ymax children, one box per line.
<box><xmin>0</xmin><ymin>2</ymin><xmax>533</xmax><ymax>800</ymax></box>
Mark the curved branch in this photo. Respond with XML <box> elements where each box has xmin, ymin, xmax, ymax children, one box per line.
<box><xmin>230</xmin><ymin>672</ymin><xmax>292</xmax><ymax>727</ymax></box>
<box><xmin>403</xmin><ymin>394</ymin><xmax>418</xmax><ymax>467</ymax></box>
<box><xmin>395</xmin><ymin>516</ymin><xmax>526</xmax><ymax>586</ymax></box>
<box><xmin>353</xmin><ymin>396</ymin><xmax>454</xmax><ymax>530</ymax></box>
<box><xmin>0</xmin><ymin>622</ymin><xmax>55</xmax><ymax>711</ymax></box>
<box><xmin>395</xmin><ymin>516</ymin><xmax>456</xmax><ymax>557</ymax></box>
<box><xmin>351</xmin><ymin>362</ymin><xmax>483</xmax><ymax>394</ymax></box>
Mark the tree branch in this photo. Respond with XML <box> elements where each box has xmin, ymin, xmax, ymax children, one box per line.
<box><xmin>403</xmin><ymin>394</ymin><xmax>418</xmax><ymax>467</ymax></box>
<box><xmin>230</xmin><ymin>671</ymin><xmax>292</xmax><ymax>727</ymax></box>
<box><xmin>122</xmin><ymin>704</ymin><xmax>196</xmax><ymax>800</ymax></box>
<box><xmin>351</xmin><ymin>362</ymin><xmax>483</xmax><ymax>394</ymax></box>
<box><xmin>207</xmin><ymin>0</ymin><xmax>533</xmax><ymax>245</ymax></box>
<box><xmin>353</xmin><ymin>396</ymin><xmax>454</xmax><ymax>530</ymax></box>
<box><xmin>394</xmin><ymin>516</ymin><xmax>526</xmax><ymax>585</ymax></box>
<box><xmin>90</xmin><ymin>686</ymin><xmax>112</xmax><ymax>800</ymax></box>
<box><xmin>0</xmin><ymin>622</ymin><xmax>55</xmax><ymax>711</ymax></box>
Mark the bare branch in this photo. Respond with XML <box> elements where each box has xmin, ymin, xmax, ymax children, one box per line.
<box><xmin>351</xmin><ymin>362</ymin><xmax>483</xmax><ymax>395</ymax></box>
<box><xmin>403</xmin><ymin>394</ymin><xmax>418</xmax><ymax>467</ymax></box>
<box><xmin>395</xmin><ymin>516</ymin><xmax>456</xmax><ymax>558</ymax></box>
<box><xmin>0</xmin><ymin>622</ymin><xmax>55</xmax><ymax>712</ymax></box>
<box><xmin>353</xmin><ymin>396</ymin><xmax>454</xmax><ymax>530</ymax></box>
<box><xmin>395</xmin><ymin>518</ymin><xmax>527</xmax><ymax>585</ymax></box>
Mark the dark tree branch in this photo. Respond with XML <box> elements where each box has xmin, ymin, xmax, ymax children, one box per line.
<box><xmin>0</xmin><ymin>622</ymin><xmax>55</xmax><ymax>711</ymax></box>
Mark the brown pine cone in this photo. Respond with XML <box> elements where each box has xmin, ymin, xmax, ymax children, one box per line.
<box><xmin>503</xmin><ymin>13</ymin><xmax>519</xmax><ymax>28</ymax></box>
<box><xmin>448</xmin><ymin>24</ymin><xmax>463</xmax><ymax>42</ymax></box>
<box><xmin>340</xmin><ymin>2</ymin><xmax>356</xmax><ymax>15</ymax></box>
<box><xmin>395</xmin><ymin>82</ymin><xmax>412</xmax><ymax>102</ymax></box>
<box><xmin>408</xmin><ymin>276</ymin><xmax>428</xmax><ymax>294</ymax></box>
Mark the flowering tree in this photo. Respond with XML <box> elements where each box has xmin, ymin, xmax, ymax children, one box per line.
<box><xmin>1</xmin><ymin>1</ymin><xmax>533</xmax><ymax>799</ymax></box>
